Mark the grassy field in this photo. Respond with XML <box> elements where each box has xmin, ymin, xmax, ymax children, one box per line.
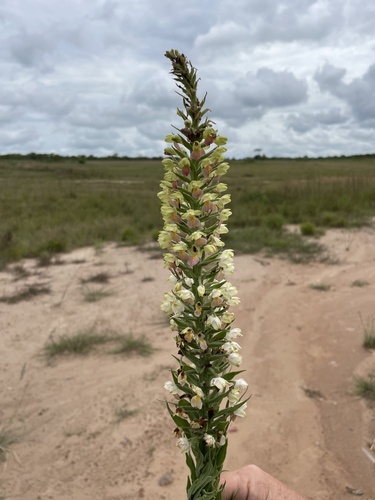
<box><xmin>1</xmin><ymin>155</ymin><xmax>375</xmax><ymax>267</ymax></box>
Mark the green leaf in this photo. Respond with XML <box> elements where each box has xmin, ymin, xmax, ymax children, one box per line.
<box><xmin>222</xmin><ymin>370</ymin><xmax>245</xmax><ymax>381</ymax></box>
<box><xmin>172</xmin><ymin>414</ymin><xmax>190</xmax><ymax>428</ymax></box>
<box><xmin>216</xmin><ymin>440</ymin><xmax>228</xmax><ymax>467</ymax></box>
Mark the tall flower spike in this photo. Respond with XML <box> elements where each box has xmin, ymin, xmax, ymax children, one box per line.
<box><xmin>160</xmin><ymin>49</ymin><xmax>248</xmax><ymax>500</ymax></box>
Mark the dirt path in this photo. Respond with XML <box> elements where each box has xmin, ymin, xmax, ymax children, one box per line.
<box><xmin>1</xmin><ymin>228</ymin><xmax>374</xmax><ymax>499</ymax></box>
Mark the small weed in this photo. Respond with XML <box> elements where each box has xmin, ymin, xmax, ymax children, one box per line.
<box><xmin>43</xmin><ymin>331</ymin><xmax>154</xmax><ymax>362</ymax></box>
<box><xmin>352</xmin><ymin>280</ymin><xmax>369</xmax><ymax>287</ymax></box>
<box><xmin>81</xmin><ymin>272</ymin><xmax>111</xmax><ymax>284</ymax></box>
<box><xmin>302</xmin><ymin>387</ymin><xmax>324</xmax><ymax>399</ymax></box>
<box><xmin>360</xmin><ymin>315</ymin><xmax>375</xmax><ymax>350</ymax></box>
<box><xmin>354</xmin><ymin>374</ymin><xmax>375</xmax><ymax>401</ymax></box>
<box><xmin>224</xmin><ymin>226</ymin><xmax>324</xmax><ymax>263</ymax></box>
<box><xmin>71</xmin><ymin>258</ymin><xmax>86</xmax><ymax>264</ymax></box>
<box><xmin>0</xmin><ymin>426</ymin><xmax>20</xmax><ymax>462</ymax></box>
<box><xmin>143</xmin><ymin>364</ymin><xmax>171</xmax><ymax>381</ymax></box>
<box><xmin>0</xmin><ymin>365</ymin><xmax>28</xmax><ymax>463</ymax></box>
<box><xmin>309</xmin><ymin>283</ymin><xmax>332</xmax><ymax>291</ymax></box>
<box><xmin>37</xmin><ymin>253</ymin><xmax>53</xmax><ymax>267</ymax></box>
<box><xmin>147</xmin><ymin>446</ymin><xmax>156</xmax><ymax>456</ymax></box>
<box><xmin>141</xmin><ymin>276</ymin><xmax>155</xmax><ymax>282</ymax></box>
<box><xmin>0</xmin><ymin>284</ymin><xmax>51</xmax><ymax>304</ymax></box>
<box><xmin>83</xmin><ymin>289</ymin><xmax>113</xmax><ymax>303</ymax></box>
<box><xmin>37</xmin><ymin>254</ymin><xmax>65</xmax><ymax>267</ymax></box>
<box><xmin>113</xmin><ymin>405</ymin><xmax>138</xmax><ymax>423</ymax></box>
<box><xmin>120</xmin><ymin>227</ymin><xmax>139</xmax><ymax>245</ymax></box>
<box><xmin>300</xmin><ymin>221</ymin><xmax>317</xmax><ymax>236</ymax></box>
<box><xmin>9</xmin><ymin>264</ymin><xmax>32</xmax><ymax>280</ymax></box>
<box><xmin>263</xmin><ymin>214</ymin><xmax>285</xmax><ymax>231</ymax></box>
<box><xmin>43</xmin><ymin>331</ymin><xmax>116</xmax><ymax>361</ymax></box>
<box><xmin>110</xmin><ymin>334</ymin><xmax>154</xmax><ymax>357</ymax></box>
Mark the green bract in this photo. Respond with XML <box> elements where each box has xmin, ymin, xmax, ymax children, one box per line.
<box><xmin>160</xmin><ymin>49</ymin><xmax>248</xmax><ymax>500</ymax></box>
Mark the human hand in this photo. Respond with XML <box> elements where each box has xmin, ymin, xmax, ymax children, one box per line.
<box><xmin>220</xmin><ymin>464</ymin><xmax>307</xmax><ymax>500</ymax></box>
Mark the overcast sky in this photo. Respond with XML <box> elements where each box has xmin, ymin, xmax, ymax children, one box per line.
<box><xmin>1</xmin><ymin>0</ymin><xmax>375</xmax><ymax>158</ymax></box>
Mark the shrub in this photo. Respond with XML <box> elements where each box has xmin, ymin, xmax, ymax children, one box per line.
<box><xmin>300</xmin><ymin>221</ymin><xmax>317</xmax><ymax>236</ymax></box>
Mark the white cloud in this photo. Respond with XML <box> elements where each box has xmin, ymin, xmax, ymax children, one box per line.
<box><xmin>0</xmin><ymin>0</ymin><xmax>374</xmax><ymax>157</ymax></box>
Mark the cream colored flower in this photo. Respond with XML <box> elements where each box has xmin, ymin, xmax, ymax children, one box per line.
<box><xmin>191</xmin><ymin>386</ymin><xmax>204</xmax><ymax>409</ymax></box>
<box><xmin>228</xmin><ymin>352</ymin><xmax>242</xmax><ymax>367</ymax></box>
<box><xmin>203</xmin><ymin>433</ymin><xmax>216</xmax><ymax>447</ymax></box>
<box><xmin>207</xmin><ymin>314</ymin><xmax>222</xmax><ymax>330</ymax></box>
<box><xmin>234</xmin><ymin>402</ymin><xmax>247</xmax><ymax>418</ymax></box>
<box><xmin>225</xmin><ymin>327</ymin><xmax>242</xmax><ymax>341</ymax></box>
<box><xmin>233</xmin><ymin>378</ymin><xmax>248</xmax><ymax>392</ymax></box>
<box><xmin>177</xmin><ymin>435</ymin><xmax>191</xmax><ymax>453</ymax></box>
<box><xmin>210</xmin><ymin>377</ymin><xmax>229</xmax><ymax>392</ymax></box>
<box><xmin>164</xmin><ymin>380</ymin><xmax>179</xmax><ymax>395</ymax></box>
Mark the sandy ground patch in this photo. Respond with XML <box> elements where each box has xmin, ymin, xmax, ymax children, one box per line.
<box><xmin>1</xmin><ymin>228</ymin><xmax>375</xmax><ymax>499</ymax></box>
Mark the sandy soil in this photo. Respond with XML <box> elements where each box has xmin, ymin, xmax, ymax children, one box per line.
<box><xmin>1</xmin><ymin>227</ymin><xmax>375</xmax><ymax>500</ymax></box>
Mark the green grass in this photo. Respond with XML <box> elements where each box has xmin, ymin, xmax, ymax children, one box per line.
<box><xmin>0</xmin><ymin>426</ymin><xmax>20</xmax><ymax>462</ymax></box>
<box><xmin>110</xmin><ymin>334</ymin><xmax>155</xmax><ymax>357</ymax></box>
<box><xmin>309</xmin><ymin>283</ymin><xmax>332</xmax><ymax>291</ymax></box>
<box><xmin>1</xmin><ymin>156</ymin><xmax>375</xmax><ymax>265</ymax></box>
<box><xmin>224</xmin><ymin>226</ymin><xmax>324</xmax><ymax>263</ymax></box>
<box><xmin>81</xmin><ymin>272</ymin><xmax>111</xmax><ymax>284</ymax></box>
<box><xmin>352</xmin><ymin>280</ymin><xmax>370</xmax><ymax>287</ymax></box>
<box><xmin>300</xmin><ymin>221</ymin><xmax>318</xmax><ymax>236</ymax></box>
<box><xmin>43</xmin><ymin>331</ymin><xmax>114</xmax><ymax>360</ymax></box>
<box><xmin>361</xmin><ymin>316</ymin><xmax>375</xmax><ymax>350</ymax></box>
<box><xmin>354</xmin><ymin>373</ymin><xmax>375</xmax><ymax>401</ymax></box>
<box><xmin>113</xmin><ymin>405</ymin><xmax>138</xmax><ymax>423</ymax></box>
<box><xmin>43</xmin><ymin>331</ymin><xmax>154</xmax><ymax>361</ymax></box>
<box><xmin>83</xmin><ymin>289</ymin><xmax>113</xmax><ymax>303</ymax></box>
<box><xmin>0</xmin><ymin>284</ymin><xmax>51</xmax><ymax>304</ymax></box>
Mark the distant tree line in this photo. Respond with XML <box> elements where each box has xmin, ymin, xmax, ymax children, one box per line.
<box><xmin>0</xmin><ymin>152</ymin><xmax>374</xmax><ymax>162</ymax></box>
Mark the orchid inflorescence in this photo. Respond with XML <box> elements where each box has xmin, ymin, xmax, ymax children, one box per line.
<box><xmin>159</xmin><ymin>49</ymin><xmax>248</xmax><ymax>500</ymax></box>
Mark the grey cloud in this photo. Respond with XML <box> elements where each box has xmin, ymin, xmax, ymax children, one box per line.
<box><xmin>287</xmin><ymin>108</ymin><xmax>348</xmax><ymax>133</ymax></box>
<box><xmin>69</xmin><ymin>71</ymin><xmax>176</xmax><ymax>131</ymax></box>
<box><xmin>236</xmin><ymin>68</ymin><xmax>307</xmax><ymax>107</ymax></box>
<box><xmin>0</xmin><ymin>81</ymin><xmax>76</xmax><ymax>121</ymax></box>
<box><xmin>0</xmin><ymin>127</ymin><xmax>39</xmax><ymax>148</ymax></box>
<box><xmin>197</xmin><ymin>0</ymin><xmax>343</xmax><ymax>56</ymax></box>
<box><xmin>208</xmin><ymin>68</ymin><xmax>307</xmax><ymax>126</ymax></box>
<box><xmin>315</xmin><ymin>62</ymin><xmax>375</xmax><ymax>124</ymax></box>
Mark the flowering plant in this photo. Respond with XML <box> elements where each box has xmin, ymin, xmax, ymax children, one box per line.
<box><xmin>159</xmin><ymin>49</ymin><xmax>248</xmax><ymax>500</ymax></box>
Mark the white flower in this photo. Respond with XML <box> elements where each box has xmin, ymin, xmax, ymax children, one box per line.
<box><xmin>234</xmin><ymin>378</ymin><xmax>248</xmax><ymax>392</ymax></box>
<box><xmin>177</xmin><ymin>435</ymin><xmax>191</xmax><ymax>453</ymax></box>
<box><xmin>170</xmin><ymin>319</ymin><xmax>178</xmax><ymax>331</ymax></box>
<box><xmin>198</xmin><ymin>337</ymin><xmax>208</xmax><ymax>350</ymax></box>
<box><xmin>161</xmin><ymin>291</ymin><xmax>185</xmax><ymax>316</ymax></box>
<box><xmin>219</xmin><ymin>434</ymin><xmax>226</xmax><ymax>446</ymax></box>
<box><xmin>207</xmin><ymin>314</ymin><xmax>222</xmax><ymax>330</ymax></box>
<box><xmin>222</xmin><ymin>341</ymin><xmax>241</xmax><ymax>354</ymax></box>
<box><xmin>191</xmin><ymin>385</ymin><xmax>204</xmax><ymax>409</ymax></box>
<box><xmin>225</xmin><ymin>328</ymin><xmax>242</xmax><ymax>341</ymax></box>
<box><xmin>219</xmin><ymin>249</ymin><xmax>234</xmax><ymax>274</ymax></box>
<box><xmin>185</xmin><ymin>277</ymin><xmax>194</xmax><ymax>287</ymax></box>
<box><xmin>191</xmin><ymin>395</ymin><xmax>203</xmax><ymax>409</ymax></box>
<box><xmin>210</xmin><ymin>377</ymin><xmax>229</xmax><ymax>392</ymax></box>
<box><xmin>222</xmin><ymin>311</ymin><xmax>235</xmax><ymax>324</ymax></box>
<box><xmin>228</xmin><ymin>352</ymin><xmax>242</xmax><ymax>367</ymax></box>
<box><xmin>203</xmin><ymin>433</ymin><xmax>216</xmax><ymax>447</ymax></box>
<box><xmin>164</xmin><ymin>381</ymin><xmax>179</xmax><ymax>395</ymax></box>
<box><xmin>234</xmin><ymin>402</ymin><xmax>247</xmax><ymax>418</ymax></box>
<box><xmin>177</xmin><ymin>289</ymin><xmax>195</xmax><ymax>304</ymax></box>
<box><xmin>228</xmin><ymin>388</ymin><xmax>240</xmax><ymax>404</ymax></box>
<box><xmin>197</xmin><ymin>285</ymin><xmax>205</xmax><ymax>297</ymax></box>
